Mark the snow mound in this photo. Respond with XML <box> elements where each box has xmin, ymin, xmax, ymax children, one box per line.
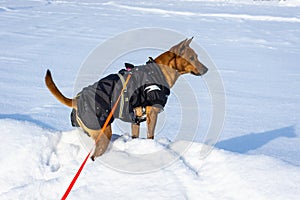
<box><xmin>0</xmin><ymin>119</ymin><xmax>299</xmax><ymax>199</ymax></box>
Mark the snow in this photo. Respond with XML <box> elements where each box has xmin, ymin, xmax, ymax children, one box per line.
<box><xmin>1</xmin><ymin>119</ymin><xmax>300</xmax><ymax>199</ymax></box>
<box><xmin>0</xmin><ymin>0</ymin><xmax>300</xmax><ymax>199</ymax></box>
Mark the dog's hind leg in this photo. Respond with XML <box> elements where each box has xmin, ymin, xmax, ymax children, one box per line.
<box><xmin>91</xmin><ymin>125</ymin><xmax>112</xmax><ymax>161</ymax></box>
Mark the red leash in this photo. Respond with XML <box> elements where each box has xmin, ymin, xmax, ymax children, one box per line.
<box><xmin>61</xmin><ymin>74</ymin><xmax>131</xmax><ymax>200</ymax></box>
<box><xmin>61</xmin><ymin>151</ymin><xmax>91</xmax><ymax>200</ymax></box>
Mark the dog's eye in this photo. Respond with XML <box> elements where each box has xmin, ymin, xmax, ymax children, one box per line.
<box><xmin>190</xmin><ymin>56</ymin><xmax>195</xmax><ymax>61</ymax></box>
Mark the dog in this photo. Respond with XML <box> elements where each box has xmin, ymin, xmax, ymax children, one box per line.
<box><xmin>45</xmin><ymin>37</ymin><xmax>208</xmax><ymax>160</ymax></box>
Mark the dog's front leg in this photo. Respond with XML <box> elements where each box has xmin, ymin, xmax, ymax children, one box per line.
<box><xmin>146</xmin><ymin>106</ymin><xmax>161</xmax><ymax>139</ymax></box>
<box><xmin>131</xmin><ymin>123</ymin><xmax>140</xmax><ymax>139</ymax></box>
<box><xmin>91</xmin><ymin>125</ymin><xmax>112</xmax><ymax>161</ymax></box>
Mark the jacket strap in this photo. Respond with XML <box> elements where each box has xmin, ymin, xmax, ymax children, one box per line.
<box><xmin>117</xmin><ymin>73</ymin><xmax>127</xmax><ymax>119</ymax></box>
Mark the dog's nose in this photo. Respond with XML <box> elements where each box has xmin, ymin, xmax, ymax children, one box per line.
<box><xmin>201</xmin><ymin>65</ymin><xmax>208</xmax><ymax>75</ymax></box>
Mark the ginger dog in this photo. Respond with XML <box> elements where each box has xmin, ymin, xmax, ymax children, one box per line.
<box><xmin>45</xmin><ymin>37</ymin><xmax>208</xmax><ymax>160</ymax></box>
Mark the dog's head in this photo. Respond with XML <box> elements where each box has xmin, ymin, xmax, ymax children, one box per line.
<box><xmin>169</xmin><ymin>37</ymin><xmax>208</xmax><ymax>76</ymax></box>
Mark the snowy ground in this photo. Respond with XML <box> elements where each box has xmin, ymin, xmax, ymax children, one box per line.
<box><xmin>0</xmin><ymin>0</ymin><xmax>300</xmax><ymax>199</ymax></box>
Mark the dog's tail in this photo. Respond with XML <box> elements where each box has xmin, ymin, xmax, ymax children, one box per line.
<box><xmin>45</xmin><ymin>70</ymin><xmax>76</xmax><ymax>108</ymax></box>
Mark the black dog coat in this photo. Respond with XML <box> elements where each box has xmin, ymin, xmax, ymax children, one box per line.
<box><xmin>71</xmin><ymin>61</ymin><xmax>170</xmax><ymax>130</ymax></box>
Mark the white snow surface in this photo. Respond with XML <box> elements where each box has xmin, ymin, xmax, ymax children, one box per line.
<box><xmin>0</xmin><ymin>0</ymin><xmax>300</xmax><ymax>199</ymax></box>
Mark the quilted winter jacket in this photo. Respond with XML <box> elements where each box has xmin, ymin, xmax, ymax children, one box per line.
<box><xmin>72</xmin><ymin>61</ymin><xmax>170</xmax><ymax>130</ymax></box>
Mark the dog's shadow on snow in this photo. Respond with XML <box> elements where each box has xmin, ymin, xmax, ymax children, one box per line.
<box><xmin>216</xmin><ymin>126</ymin><xmax>296</xmax><ymax>153</ymax></box>
<box><xmin>0</xmin><ymin>113</ymin><xmax>57</xmax><ymax>130</ymax></box>
<box><xmin>111</xmin><ymin>134</ymin><xmax>122</xmax><ymax>142</ymax></box>
<box><xmin>0</xmin><ymin>113</ymin><xmax>127</xmax><ymax>142</ymax></box>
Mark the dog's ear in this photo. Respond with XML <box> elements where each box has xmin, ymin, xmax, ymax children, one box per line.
<box><xmin>185</xmin><ymin>37</ymin><xmax>193</xmax><ymax>46</ymax></box>
<box><xmin>170</xmin><ymin>38</ymin><xmax>188</xmax><ymax>55</ymax></box>
<box><xmin>170</xmin><ymin>37</ymin><xmax>194</xmax><ymax>55</ymax></box>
